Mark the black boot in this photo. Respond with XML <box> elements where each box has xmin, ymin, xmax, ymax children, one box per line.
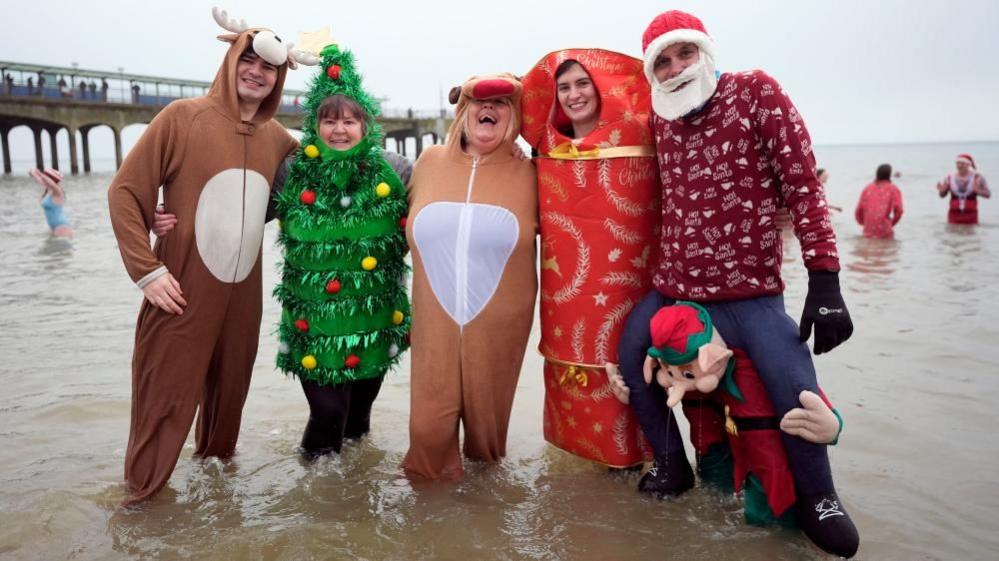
<box><xmin>638</xmin><ymin>451</ymin><xmax>695</xmax><ymax>498</ymax></box>
<box><xmin>796</xmin><ymin>491</ymin><xmax>860</xmax><ymax>558</ymax></box>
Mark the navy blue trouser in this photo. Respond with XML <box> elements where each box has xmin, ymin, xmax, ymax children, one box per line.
<box><xmin>618</xmin><ymin>290</ymin><xmax>834</xmax><ymax>494</ymax></box>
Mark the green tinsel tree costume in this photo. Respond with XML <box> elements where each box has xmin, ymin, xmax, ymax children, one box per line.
<box><xmin>274</xmin><ymin>44</ymin><xmax>410</xmax><ymax>386</ymax></box>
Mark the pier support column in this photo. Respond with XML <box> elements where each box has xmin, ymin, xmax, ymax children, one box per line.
<box><xmin>1</xmin><ymin>126</ymin><xmax>11</xmax><ymax>175</ymax></box>
<box><xmin>80</xmin><ymin>126</ymin><xmax>92</xmax><ymax>173</ymax></box>
<box><xmin>113</xmin><ymin>126</ymin><xmax>123</xmax><ymax>170</ymax></box>
<box><xmin>67</xmin><ymin>127</ymin><xmax>79</xmax><ymax>175</ymax></box>
<box><xmin>414</xmin><ymin>129</ymin><xmax>424</xmax><ymax>158</ymax></box>
<box><xmin>32</xmin><ymin>126</ymin><xmax>44</xmax><ymax>170</ymax></box>
<box><xmin>47</xmin><ymin>126</ymin><xmax>60</xmax><ymax>171</ymax></box>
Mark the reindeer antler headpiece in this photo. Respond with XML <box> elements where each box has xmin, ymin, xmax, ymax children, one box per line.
<box><xmin>212</xmin><ymin>6</ymin><xmax>318</xmax><ymax>69</ymax></box>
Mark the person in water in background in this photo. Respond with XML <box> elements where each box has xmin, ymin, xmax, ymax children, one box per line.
<box><xmin>31</xmin><ymin>168</ymin><xmax>74</xmax><ymax>237</ymax></box>
<box><xmin>855</xmin><ymin>163</ymin><xmax>903</xmax><ymax>239</ymax></box>
<box><xmin>936</xmin><ymin>154</ymin><xmax>990</xmax><ymax>224</ymax></box>
<box><xmin>817</xmin><ymin>169</ymin><xmax>843</xmax><ymax>213</ymax></box>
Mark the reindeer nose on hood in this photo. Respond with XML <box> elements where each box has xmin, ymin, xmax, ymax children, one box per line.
<box><xmin>471</xmin><ymin>79</ymin><xmax>516</xmax><ymax>101</ymax></box>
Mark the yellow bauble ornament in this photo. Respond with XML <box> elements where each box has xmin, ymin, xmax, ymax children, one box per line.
<box><xmin>304</xmin><ymin>144</ymin><xmax>319</xmax><ymax>158</ymax></box>
<box><xmin>362</xmin><ymin>256</ymin><xmax>377</xmax><ymax>271</ymax></box>
<box><xmin>301</xmin><ymin>355</ymin><xmax>318</xmax><ymax>369</ymax></box>
<box><xmin>392</xmin><ymin>310</ymin><xmax>404</xmax><ymax>325</ymax></box>
<box><xmin>375</xmin><ymin>182</ymin><xmax>391</xmax><ymax>197</ymax></box>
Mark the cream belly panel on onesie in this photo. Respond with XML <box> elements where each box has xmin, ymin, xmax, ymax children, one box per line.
<box><xmin>195</xmin><ymin>168</ymin><xmax>270</xmax><ymax>283</ymax></box>
<box><xmin>412</xmin><ymin>201</ymin><xmax>519</xmax><ymax>327</ymax></box>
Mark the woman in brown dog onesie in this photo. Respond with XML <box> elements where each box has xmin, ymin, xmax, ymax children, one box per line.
<box><xmin>402</xmin><ymin>74</ymin><xmax>538</xmax><ymax>480</ymax></box>
<box><xmin>108</xmin><ymin>8</ymin><xmax>307</xmax><ymax>504</ymax></box>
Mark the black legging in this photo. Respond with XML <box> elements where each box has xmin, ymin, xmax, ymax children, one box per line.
<box><xmin>299</xmin><ymin>374</ymin><xmax>385</xmax><ymax>456</ymax></box>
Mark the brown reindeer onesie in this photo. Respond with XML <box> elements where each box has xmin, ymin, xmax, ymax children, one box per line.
<box><xmin>108</xmin><ymin>25</ymin><xmax>298</xmax><ymax>503</ymax></box>
<box><xmin>402</xmin><ymin>74</ymin><xmax>538</xmax><ymax>479</ymax></box>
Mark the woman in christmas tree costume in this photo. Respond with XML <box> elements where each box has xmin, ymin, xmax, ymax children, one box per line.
<box><xmin>273</xmin><ymin>42</ymin><xmax>411</xmax><ymax>458</ymax></box>
<box><xmin>402</xmin><ymin>74</ymin><xmax>537</xmax><ymax>480</ymax></box>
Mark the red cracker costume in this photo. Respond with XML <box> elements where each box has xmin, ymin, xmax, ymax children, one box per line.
<box><xmin>108</xmin><ymin>10</ymin><xmax>301</xmax><ymax>503</ymax></box>
<box><xmin>522</xmin><ymin>49</ymin><xmax>656</xmax><ymax>467</ymax></box>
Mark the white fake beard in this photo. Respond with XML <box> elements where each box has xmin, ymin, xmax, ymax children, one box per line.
<box><xmin>651</xmin><ymin>57</ymin><xmax>718</xmax><ymax>121</ymax></box>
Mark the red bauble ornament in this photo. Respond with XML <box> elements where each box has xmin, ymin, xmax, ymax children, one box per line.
<box><xmin>399</xmin><ymin>216</ymin><xmax>408</xmax><ymax>229</ymax></box>
<box><xmin>300</xmin><ymin>190</ymin><xmax>317</xmax><ymax>205</ymax></box>
<box><xmin>294</xmin><ymin>318</ymin><xmax>309</xmax><ymax>332</ymax></box>
<box><xmin>344</xmin><ymin>354</ymin><xmax>361</xmax><ymax>368</ymax></box>
<box><xmin>325</xmin><ymin>279</ymin><xmax>342</xmax><ymax>294</ymax></box>
<box><xmin>326</xmin><ymin>65</ymin><xmax>341</xmax><ymax>80</ymax></box>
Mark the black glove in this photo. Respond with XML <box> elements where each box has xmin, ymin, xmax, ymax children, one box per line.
<box><xmin>799</xmin><ymin>270</ymin><xmax>853</xmax><ymax>354</ymax></box>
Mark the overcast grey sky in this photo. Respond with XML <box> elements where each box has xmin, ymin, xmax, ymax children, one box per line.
<box><xmin>2</xmin><ymin>0</ymin><xmax>997</xmax><ymax>145</ymax></box>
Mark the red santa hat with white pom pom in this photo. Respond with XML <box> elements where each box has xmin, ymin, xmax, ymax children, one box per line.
<box><xmin>641</xmin><ymin>10</ymin><xmax>716</xmax><ymax>84</ymax></box>
<box><xmin>956</xmin><ymin>154</ymin><xmax>976</xmax><ymax>169</ymax></box>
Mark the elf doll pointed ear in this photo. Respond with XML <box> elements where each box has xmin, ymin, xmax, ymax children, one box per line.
<box><xmin>448</xmin><ymin>86</ymin><xmax>462</xmax><ymax>105</ymax></box>
<box><xmin>697</xmin><ymin>343</ymin><xmax>733</xmax><ymax>378</ymax></box>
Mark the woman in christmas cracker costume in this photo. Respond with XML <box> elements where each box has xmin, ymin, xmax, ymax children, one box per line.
<box><xmin>107</xmin><ymin>8</ymin><xmax>308</xmax><ymax>504</ymax></box>
<box><xmin>936</xmin><ymin>153</ymin><xmax>990</xmax><ymax>224</ymax></box>
<box><xmin>402</xmin><ymin>74</ymin><xmax>537</xmax><ymax>480</ymax></box>
<box><xmin>616</xmin><ymin>10</ymin><xmax>859</xmax><ymax>557</ymax></box>
<box><xmin>273</xmin><ymin>42</ymin><xmax>411</xmax><ymax>458</ymax></box>
<box><xmin>520</xmin><ymin>50</ymin><xmax>656</xmax><ymax>468</ymax></box>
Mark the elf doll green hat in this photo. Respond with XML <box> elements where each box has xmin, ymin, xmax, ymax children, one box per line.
<box><xmin>648</xmin><ymin>301</ymin><xmax>714</xmax><ymax>365</ymax></box>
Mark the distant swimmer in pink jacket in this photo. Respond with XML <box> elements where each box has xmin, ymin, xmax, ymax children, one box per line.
<box><xmin>855</xmin><ymin>164</ymin><xmax>903</xmax><ymax>239</ymax></box>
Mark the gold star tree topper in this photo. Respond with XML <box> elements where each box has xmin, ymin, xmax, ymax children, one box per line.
<box><xmin>296</xmin><ymin>26</ymin><xmax>337</xmax><ymax>56</ymax></box>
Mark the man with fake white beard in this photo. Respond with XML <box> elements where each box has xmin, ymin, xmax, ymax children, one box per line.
<box><xmin>615</xmin><ymin>10</ymin><xmax>860</xmax><ymax>558</ymax></box>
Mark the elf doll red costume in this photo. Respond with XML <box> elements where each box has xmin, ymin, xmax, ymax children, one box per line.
<box><xmin>647</xmin><ymin>302</ymin><xmax>843</xmax><ymax>528</ymax></box>
<box><xmin>521</xmin><ymin>49</ymin><xmax>656</xmax><ymax>467</ymax></box>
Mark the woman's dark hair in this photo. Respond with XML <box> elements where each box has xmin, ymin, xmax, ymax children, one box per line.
<box><xmin>555</xmin><ymin>59</ymin><xmax>584</xmax><ymax>81</ymax></box>
<box><xmin>876</xmin><ymin>163</ymin><xmax>892</xmax><ymax>182</ymax></box>
<box><xmin>316</xmin><ymin>94</ymin><xmax>370</xmax><ymax>136</ymax></box>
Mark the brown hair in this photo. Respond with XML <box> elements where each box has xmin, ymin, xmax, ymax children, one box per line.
<box><xmin>555</xmin><ymin>59</ymin><xmax>581</xmax><ymax>80</ymax></box>
<box><xmin>316</xmin><ymin>94</ymin><xmax>370</xmax><ymax>136</ymax></box>
<box><xmin>876</xmin><ymin>163</ymin><xmax>892</xmax><ymax>182</ymax></box>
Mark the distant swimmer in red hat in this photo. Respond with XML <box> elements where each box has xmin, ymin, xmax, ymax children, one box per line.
<box><xmin>937</xmin><ymin>154</ymin><xmax>991</xmax><ymax>224</ymax></box>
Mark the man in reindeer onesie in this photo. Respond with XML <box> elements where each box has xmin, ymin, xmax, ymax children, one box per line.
<box><xmin>616</xmin><ymin>10</ymin><xmax>859</xmax><ymax>558</ymax></box>
<box><xmin>108</xmin><ymin>9</ymin><xmax>307</xmax><ymax>504</ymax></box>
